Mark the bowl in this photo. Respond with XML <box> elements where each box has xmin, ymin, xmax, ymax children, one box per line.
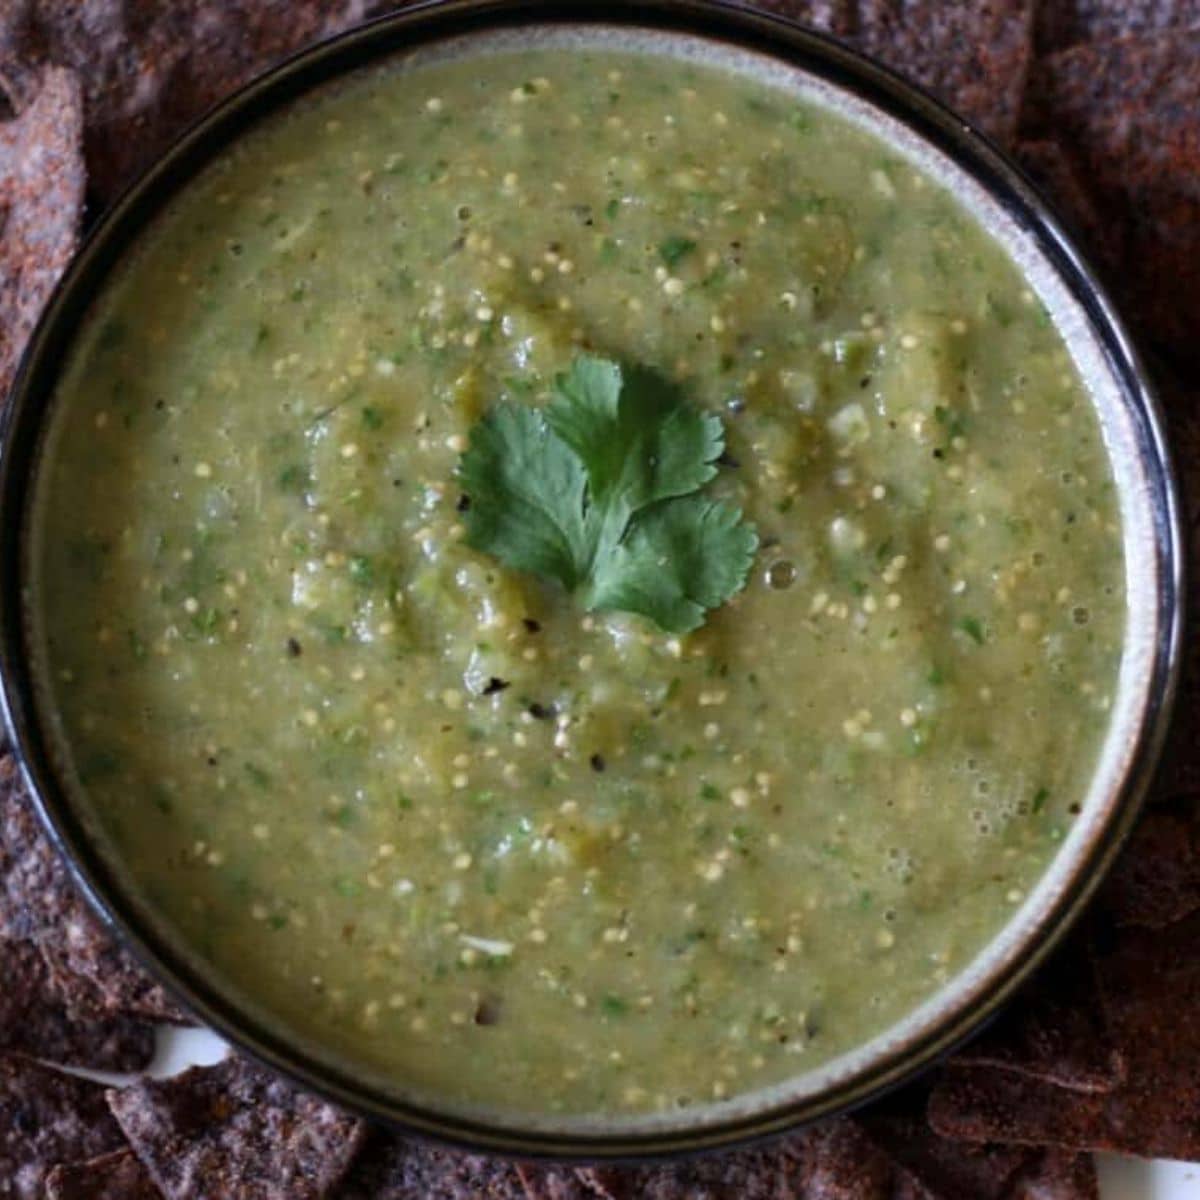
<box><xmin>0</xmin><ymin>0</ymin><xmax>1184</xmax><ymax>1161</ymax></box>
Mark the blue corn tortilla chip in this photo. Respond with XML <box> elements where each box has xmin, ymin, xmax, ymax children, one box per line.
<box><xmin>1099</xmin><ymin>798</ymin><xmax>1200</xmax><ymax>928</ymax></box>
<box><xmin>576</xmin><ymin>1120</ymin><xmax>919</xmax><ymax>1200</ymax></box>
<box><xmin>335</xmin><ymin>1134</ymin><xmax>528</xmax><ymax>1199</ymax></box>
<box><xmin>1013</xmin><ymin>139</ymin><xmax>1124</xmax><ymax>271</ymax></box>
<box><xmin>848</xmin><ymin>0</ymin><xmax>1036</xmax><ymax>144</ymax></box>
<box><xmin>1022</xmin><ymin>33</ymin><xmax>1200</xmax><ymax>367</ymax></box>
<box><xmin>0</xmin><ymin>1053</ymin><xmax>127</xmax><ymax>1200</ymax></box>
<box><xmin>107</xmin><ymin>1056</ymin><xmax>366</xmax><ymax>1200</ymax></box>
<box><xmin>0</xmin><ymin>756</ymin><xmax>187</xmax><ymax>1023</ymax></box>
<box><xmin>0</xmin><ymin>65</ymin><xmax>83</xmax><ymax>402</ymax></box>
<box><xmin>947</xmin><ymin>934</ymin><xmax>1122</xmax><ymax>1092</ymax></box>
<box><xmin>747</xmin><ymin>2</ymin><xmax>858</xmax><ymax>37</ymax></box>
<box><xmin>0</xmin><ymin>1</ymin><xmax>390</xmax><ymax>207</ymax></box>
<box><xmin>755</xmin><ymin>1</ymin><xmax>1036</xmax><ymax>144</ymax></box>
<box><xmin>45</xmin><ymin>1150</ymin><xmax>161</xmax><ymax>1200</ymax></box>
<box><xmin>515</xmin><ymin>1163</ymin><xmax>598</xmax><ymax>1200</ymax></box>
<box><xmin>0</xmin><ymin>939</ymin><xmax>156</xmax><ymax>1072</ymax></box>
<box><xmin>928</xmin><ymin>912</ymin><xmax>1200</xmax><ymax>1158</ymax></box>
<box><xmin>1035</xmin><ymin>0</ymin><xmax>1200</xmax><ymax>53</ymax></box>
<box><xmin>861</xmin><ymin>1105</ymin><xmax>1097</xmax><ymax>1199</ymax></box>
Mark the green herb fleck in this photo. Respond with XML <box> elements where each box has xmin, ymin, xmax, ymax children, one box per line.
<box><xmin>244</xmin><ymin>762</ymin><xmax>272</xmax><ymax>790</ymax></box>
<box><xmin>658</xmin><ymin>235</ymin><xmax>697</xmax><ymax>269</ymax></box>
<box><xmin>348</xmin><ymin>555</ymin><xmax>374</xmax><ymax>587</ymax></box>
<box><xmin>958</xmin><ymin>616</ymin><xmax>986</xmax><ymax>645</ymax></box>
<box><xmin>278</xmin><ymin>464</ymin><xmax>309</xmax><ymax>493</ymax></box>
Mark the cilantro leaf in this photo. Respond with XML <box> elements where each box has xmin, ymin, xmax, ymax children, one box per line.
<box><xmin>457</xmin><ymin>404</ymin><xmax>591</xmax><ymax>587</ymax></box>
<box><xmin>545</xmin><ymin>356</ymin><xmax>722</xmax><ymax>553</ymax></box>
<box><xmin>458</xmin><ymin>356</ymin><xmax>758</xmax><ymax>633</ymax></box>
<box><xmin>586</xmin><ymin>496</ymin><xmax>759</xmax><ymax>633</ymax></box>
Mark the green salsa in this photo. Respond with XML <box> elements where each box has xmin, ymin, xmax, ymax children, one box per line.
<box><xmin>31</xmin><ymin>46</ymin><xmax>1124</xmax><ymax>1117</ymax></box>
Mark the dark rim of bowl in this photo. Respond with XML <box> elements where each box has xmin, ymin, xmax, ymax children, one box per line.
<box><xmin>0</xmin><ymin>0</ymin><xmax>1184</xmax><ymax>1162</ymax></box>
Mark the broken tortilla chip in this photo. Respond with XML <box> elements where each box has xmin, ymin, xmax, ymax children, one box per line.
<box><xmin>1014</xmin><ymin>139</ymin><xmax>1124</xmax><ymax>272</ymax></box>
<box><xmin>1099</xmin><ymin>799</ymin><xmax>1200</xmax><ymax>928</ymax></box>
<box><xmin>0</xmin><ymin>65</ymin><xmax>83</xmax><ymax>403</ymax></box>
<box><xmin>948</xmin><ymin>935</ymin><xmax>1122</xmax><ymax>1093</ymax></box>
<box><xmin>106</xmin><ymin>1056</ymin><xmax>366</xmax><ymax>1200</ymax></box>
<box><xmin>0</xmin><ymin>1</ymin><xmax>390</xmax><ymax>207</ymax></box>
<box><xmin>863</xmin><ymin>1106</ymin><xmax>1097</xmax><ymax>1199</ymax></box>
<box><xmin>1035</xmin><ymin>0</ymin><xmax>1200</xmax><ymax>53</ymax></box>
<box><xmin>336</xmin><ymin>1134</ymin><xmax>529</xmax><ymax>1199</ymax></box>
<box><xmin>515</xmin><ymin>1162</ymin><xmax>600</xmax><ymax>1200</ymax></box>
<box><xmin>929</xmin><ymin>912</ymin><xmax>1200</xmax><ymax>1158</ymax></box>
<box><xmin>0</xmin><ymin>939</ymin><xmax>155</xmax><ymax>1072</ymax></box>
<box><xmin>1023</xmin><ymin>33</ymin><xmax>1200</xmax><ymax>366</ymax></box>
<box><xmin>45</xmin><ymin>1149</ymin><xmax>161</xmax><ymax>1200</ymax></box>
<box><xmin>577</xmin><ymin>1120</ymin><xmax>924</xmax><ymax>1200</ymax></box>
<box><xmin>748</xmin><ymin>2</ymin><xmax>858</xmax><ymax>37</ymax></box>
<box><xmin>1</xmin><ymin>755</ymin><xmax>187</xmax><ymax>1023</ymax></box>
<box><xmin>849</xmin><ymin>0</ymin><xmax>1036</xmax><ymax>145</ymax></box>
<box><xmin>0</xmin><ymin>1053</ymin><xmax>126</xmax><ymax>1200</ymax></box>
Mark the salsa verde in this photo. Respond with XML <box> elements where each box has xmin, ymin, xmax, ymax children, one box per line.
<box><xmin>31</xmin><ymin>46</ymin><xmax>1124</xmax><ymax>1116</ymax></box>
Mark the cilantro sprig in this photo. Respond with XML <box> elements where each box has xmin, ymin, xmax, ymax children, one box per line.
<box><xmin>457</xmin><ymin>356</ymin><xmax>758</xmax><ymax>633</ymax></box>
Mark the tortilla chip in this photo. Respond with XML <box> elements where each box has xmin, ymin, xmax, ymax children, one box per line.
<box><xmin>1099</xmin><ymin>800</ymin><xmax>1200</xmax><ymax>928</ymax></box>
<box><xmin>45</xmin><ymin>1150</ymin><xmax>161</xmax><ymax>1200</ymax></box>
<box><xmin>1023</xmin><ymin>34</ymin><xmax>1200</xmax><ymax>366</ymax></box>
<box><xmin>0</xmin><ymin>65</ymin><xmax>83</xmax><ymax>404</ymax></box>
<box><xmin>1</xmin><ymin>755</ymin><xmax>69</xmax><ymax>943</ymax></box>
<box><xmin>947</xmin><ymin>935</ymin><xmax>1122</xmax><ymax>1092</ymax></box>
<box><xmin>849</xmin><ymin>0</ymin><xmax>1035</xmax><ymax>144</ymax></box>
<box><xmin>336</xmin><ymin>1135</ymin><xmax>528</xmax><ymax>1199</ymax></box>
<box><xmin>1013</xmin><ymin>1149</ymin><xmax>1100</xmax><ymax>1200</ymax></box>
<box><xmin>789</xmin><ymin>1118</ymin><xmax>930</xmax><ymax>1199</ymax></box>
<box><xmin>579</xmin><ymin>1148</ymin><xmax>803</xmax><ymax>1200</ymax></box>
<box><xmin>39</xmin><ymin>924</ymin><xmax>190</xmax><ymax>1025</ymax></box>
<box><xmin>0</xmin><ymin>939</ymin><xmax>155</xmax><ymax>1072</ymax></box>
<box><xmin>929</xmin><ymin>911</ymin><xmax>1200</xmax><ymax>1158</ymax></box>
<box><xmin>0</xmin><ymin>755</ymin><xmax>187</xmax><ymax>1023</ymax></box>
<box><xmin>863</xmin><ymin>1107</ymin><xmax>1096</xmax><ymax>1199</ymax></box>
<box><xmin>751</xmin><ymin>2</ymin><xmax>858</xmax><ymax>37</ymax></box>
<box><xmin>577</xmin><ymin>1120</ymin><xmax>923</xmax><ymax>1200</ymax></box>
<box><xmin>1035</xmin><ymin>0</ymin><xmax>1200</xmax><ymax>54</ymax></box>
<box><xmin>0</xmin><ymin>1</ymin><xmax>390</xmax><ymax>207</ymax></box>
<box><xmin>516</xmin><ymin>1163</ymin><xmax>599</xmax><ymax>1200</ymax></box>
<box><xmin>107</xmin><ymin>1056</ymin><xmax>366</xmax><ymax>1200</ymax></box>
<box><xmin>0</xmin><ymin>1053</ymin><xmax>126</xmax><ymax>1200</ymax></box>
<box><xmin>1013</xmin><ymin>140</ymin><xmax>1124</xmax><ymax>272</ymax></box>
